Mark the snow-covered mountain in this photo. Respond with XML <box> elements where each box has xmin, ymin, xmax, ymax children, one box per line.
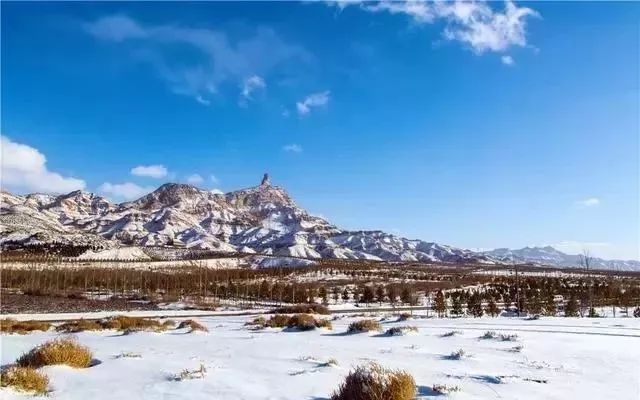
<box><xmin>1</xmin><ymin>175</ymin><xmax>638</xmax><ymax>270</ymax></box>
<box><xmin>0</xmin><ymin>175</ymin><xmax>490</xmax><ymax>264</ymax></box>
<box><xmin>483</xmin><ymin>246</ymin><xmax>640</xmax><ymax>271</ymax></box>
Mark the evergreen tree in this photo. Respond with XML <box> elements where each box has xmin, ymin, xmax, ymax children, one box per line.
<box><xmin>341</xmin><ymin>288</ymin><xmax>350</xmax><ymax>302</ymax></box>
<box><xmin>565</xmin><ymin>294</ymin><xmax>579</xmax><ymax>317</ymax></box>
<box><xmin>434</xmin><ymin>290</ymin><xmax>446</xmax><ymax>317</ymax></box>
<box><xmin>401</xmin><ymin>286</ymin><xmax>412</xmax><ymax>305</ymax></box>
<box><xmin>387</xmin><ymin>285</ymin><xmax>398</xmax><ymax>306</ymax></box>
<box><xmin>486</xmin><ymin>297</ymin><xmax>500</xmax><ymax>317</ymax></box>
<box><xmin>451</xmin><ymin>294</ymin><xmax>463</xmax><ymax>316</ymax></box>
<box><xmin>375</xmin><ymin>285</ymin><xmax>385</xmax><ymax>305</ymax></box>
<box><xmin>544</xmin><ymin>293</ymin><xmax>556</xmax><ymax>316</ymax></box>
<box><xmin>529</xmin><ymin>294</ymin><xmax>543</xmax><ymax>315</ymax></box>
<box><xmin>331</xmin><ymin>287</ymin><xmax>340</xmax><ymax>304</ymax></box>
<box><xmin>318</xmin><ymin>286</ymin><xmax>328</xmax><ymax>305</ymax></box>
<box><xmin>362</xmin><ymin>285</ymin><xmax>375</xmax><ymax>305</ymax></box>
<box><xmin>468</xmin><ymin>292</ymin><xmax>483</xmax><ymax>317</ymax></box>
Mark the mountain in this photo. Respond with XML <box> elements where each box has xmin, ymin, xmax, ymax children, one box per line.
<box><xmin>483</xmin><ymin>246</ymin><xmax>640</xmax><ymax>271</ymax></box>
<box><xmin>1</xmin><ymin>175</ymin><xmax>637</xmax><ymax>270</ymax></box>
<box><xmin>0</xmin><ymin>175</ymin><xmax>491</xmax><ymax>264</ymax></box>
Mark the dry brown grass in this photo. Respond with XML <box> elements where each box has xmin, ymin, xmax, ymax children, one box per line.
<box><xmin>347</xmin><ymin>319</ymin><xmax>382</xmax><ymax>333</ymax></box>
<box><xmin>316</xmin><ymin>318</ymin><xmax>333</xmax><ymax>330</ymax></box>
<box><xmin>330</xmin><ymin>362</ymin><xmax>416</xmax><ymax>400</ymax></box>
<box><xmin>273</xmin><ymin>304</ymin><xmax>330</xmax><ymax>315</ymax></box>
<box><xmin>17</xmin><ymin>337</ymin><xmax>93</xmax><ymax>369</ymax></box>
<box><xmin>397</xmin><ymin>313</ymin><xmax>412</xmax><ymax>321</ymax></box>
<box><xmin>286</xmin><ymin>314</ymin><xmax>319</xmax><ymax>331</ymax></box>
<box><xmin>0</xmin><ymin>366</ymin><xmax>49</xmax><ymax>394</ymax></box>
<box><xmin>102</xmin><ymin>316</ymin><xmax>167</xmax><ymax>332</ymax></box>
<box><xmin>0</xmin><ymin>319</ymin><xmax>52</xmax><ymax>335</ymax></box>
<box><xmin>56</xmin><ymin>319</ymin><xmax>104</xmax><ymax>333</ymax></box>
<box><xmin>177</xmin><ymin>319</ymin><xmax>209</xmax><ymax>333</ymax></box>
<box><xmin>266</xmin><ymin>314</ymin><xmax>290</xmax><ymax>328</ymax></box>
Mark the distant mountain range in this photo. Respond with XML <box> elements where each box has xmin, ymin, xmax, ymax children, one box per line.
<box><xmin>1</xmin><ymin>174</ymin><xmax>638</xmax><ymax>271</ymax></box>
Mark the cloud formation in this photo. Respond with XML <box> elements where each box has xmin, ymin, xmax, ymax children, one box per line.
<box><xmin>337</xmin><ymin>1</ymin><xmax>538</xmax><ymax>54</ymax></box>
<box><xmin>0</xmin><ymin>135</ymin><xmax>86</xmax><ymax>194</ymax></box>
<box><xmin>85</xmin><ymin>15</ymin><xmax>308</xmax><ymax>105</ymax></box>
<box><xmin>131</xmin><ymin>164</ymin><xmax>168</xmax><ymax>179</ymax></box>
<box><xmin>296</xmin><ymin>91</ymin><xmax>330</xmax><ymax>115</ymax></box>
<box><xmin>240</xmin><ymin>75</ymin><xmax>266</xmax><ymax>106</ymax></box>
<box><xmin>575</xmin><ymin>198</ymin><xmax>600</xmax><ymax>207</ymax></box>
<box><xmin>186</xmin><ymin>173</ymin><xmax>204</xmax><ymax>184</ymax></box>
<box><xmin>98</xmin><ymin>182</ymin><xmax>154</xmax><ymax>201</ymax></box>
<box><xmin>501</xmin><ymin>55</ymin><xmax>514</xmax><ymax>65</ymax></box>
<box><xmin>283</xmin><ymin>144</ymin><xmax>303</xmax><ymax>153</ymax></box>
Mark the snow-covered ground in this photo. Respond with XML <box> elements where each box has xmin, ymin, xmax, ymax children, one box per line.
<box><xmin>2</xmin><ymin>315</ymin><xmax>639</xmax><ymax>399</ymax></box>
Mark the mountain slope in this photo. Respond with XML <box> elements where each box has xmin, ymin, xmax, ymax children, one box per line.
<box><xmin>1</xmin><ymin>175</ymin><xmax>637</xmax><ymax>270</ymax></box>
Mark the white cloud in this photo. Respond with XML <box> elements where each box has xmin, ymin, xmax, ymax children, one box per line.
<box><xmin>186</xmin><ymin>173</ymin><xmax>204</xmax><ymax>185</ymax></box>
<box><xmin>239</xmin><ymin>75</ymin><xmax>266</xmax><ymax>105</ymax></box>
<box><xmin>0</xmin><ymin>135</ymin><xmax>86</xmax><ymax>194</ymax></box>
<box><xmin>501</xmin><ymin>55</ymin><xmax>515</xmax><ymax>65</ymax></box>
<box><xmin>210</xmin><ymin>175</ymin><xmax>220</xmax><ymax>184</ymax></box>
<box><xmin>338</xmin><ymin>1</ymin><xmax>539</xmax><ymax>55</ymax></box>
<box><xmin>296</xmin><ymin>91</ymin><xmax>330</xmax><ymax>116</ymax></box>
<box><xmin>85</xmin><ymin>15</ymin><xmax>308</xmax><ymax>104</ymax></box>
<box><xmin>575</xmin><ymin>198</ymin><xmax>600</xmax><ymax>207</ymax></box>
<box><xmin>281</xmin><ymin>108</ymin><xmax>291</xmax><ymax>118</ymax></box>
<box><xmin>283</xmin><ymin>144</ymin><xmax>303</xmax><ymax>153</ymax></box>
<box><xmin>98</xmin><ymin>182</ymin><xmax>154</xmax><ymax>201</ymax></box>
<box><xmin>130</xmin><ymin>164</ymin><xmax>168</xmax><ymax>179</ymax></box>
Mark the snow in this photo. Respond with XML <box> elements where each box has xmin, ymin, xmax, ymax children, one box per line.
<box><xmin>1</xmin><ymin>315</ymin><xmax>638</xmax><ymax>399</ymax></box>
<box><xmin>77</xmin><ymin>247</ymin><xmax>151</xmax><ymax>261</ymax></box>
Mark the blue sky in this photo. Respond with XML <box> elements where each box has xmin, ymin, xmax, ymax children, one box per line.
<box><xmin>2</xmin><ymin>1</ymin><xmax>638</xmax><ymax>259</ymax></box>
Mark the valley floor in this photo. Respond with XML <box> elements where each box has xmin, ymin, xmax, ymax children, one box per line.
<box><xmin>1</xmin><ymin>315</ymin><xmax>639</xmax><ymax>400</ymax></box>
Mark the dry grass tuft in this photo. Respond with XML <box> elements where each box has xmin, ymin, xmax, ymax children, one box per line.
<box><xmin>446</xmin><ymin>349</ymin><xmax>466</xmax><ymax>360</ymax></box>
<box><xmin>432</xmin><ymin>383</ymin><xmax>460</xmax><ymax>394</ymax></box>
<box><xmin>273</xmin><ymin>304</ymin><xmax>330</xmax><ymax>315</ymax></box>
<box><xmin>499</xmin><ymin>333</ymin><xmax>519</xmax><ymax>342</ymax></box>
<box><xmin>316</xmin><ymin>318</ymin><xmax>333</xmax><ymax>330</ymax></box>
<box><xmin>287</xmin><ymin>314</ymin><xmax>320</xmax><ymax>331</ymax></box>
<box><xmin>385</xmin><ymin>326</ymin><xmax>418</xmax><ymax>336</ymax></box>
<box><xmin>330</xmin><ymin>362</ymin><xmax>416</xmax><ymax>400</ymax></box>
<box><xmin>347</xmin><ymin>319</ymin><xmax>382</xmax><ymax>334</ymax></box>
<box><xmin>17</xmin><ymin>337</ymin><xmax>93</xmax><ymax>369</ymax></box>
<box><xmin>177</xmin><ymin>319</ymin><xmax>209</xmax><ymax>333</ymax></box>
<box><xmin>56</xmin><ymin>319</ymin><xmax>104</xmax><ymax>333</ymax></box>
<box><xmin>481</xmin><ymin>330</ymin><xmax>497</xmax><ymax>339</ymax></box>
<box><xmin>0</xmin><ymin>366</ymin><xmax>49</xmax><ymax>394</ymax></box>
<box><xmin>266</xmin><ymin>314</ymin><xmax>291</xmax><ymax>328</ymax></box>
<box><xmin>441</xmin><ymin>330</ymin><xmax>462</xmax><ymax>337</ymax></box>
<box><xmin>1</xmin><ymin>319</ymin><xmax>52</xmax><ymax>335</ymax></box>
<box><xmin>170</xmin><ymin>364</ymin><xmax>207</xmax><ymax>381</ymax></box>
<box><xmin>102</xmin><ymin>316</ymin><xmax>167</xmax><ymax>332</ymax></box>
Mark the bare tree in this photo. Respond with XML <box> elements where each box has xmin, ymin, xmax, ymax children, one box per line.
<box><xmin>579</xmin><ymin>249</ymin><xmax>595</xmax><ymax>317</ymax></box>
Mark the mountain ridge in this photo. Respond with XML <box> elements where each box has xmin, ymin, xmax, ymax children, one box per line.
<box><xmin>1</xmin><ymin>176</ymin><xmax>638</xmax><ymax>270</ymax></box>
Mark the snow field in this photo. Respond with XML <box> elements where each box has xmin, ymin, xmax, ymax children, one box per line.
<box><xmin>1</xmin><ymin>315</ymin><xmax>639</xmax><ymax>399</ymax></box>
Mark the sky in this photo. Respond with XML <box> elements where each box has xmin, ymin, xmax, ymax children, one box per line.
<box><xmin>1</xmin><ymin>1</ymin><xmax>638</xmax><ymax>260</ymax></box>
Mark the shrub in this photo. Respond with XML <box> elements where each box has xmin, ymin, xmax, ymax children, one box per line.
<box><xmin>266</xmin><ymin>314</ymin><xmax>290</xmax><ymax>328</ymax></box>
<box><xmin>507</xmin><ymin>345</ymin><xmax>524</xmax><ymax>353</ymax></box>
<box><xmin>316</xmin><ymin>318</ymin><xmax>333</xmax><ymax>330</ymax></box>
<box><xmin>246</xmin><ymin>316</ymin><xmax>266</xmax><ymax>327</ymax></box>
<box><xmin>102</xmin><ymin>316</ymin><xmax>166</xmax><ymax>332</ymax></box>
<box><xmin>397</xmin><ymin>313</ymin><xmax>412</xmax><ymax>321</ymax></box>
<box><xmin>114</xmin><ymin>352</ymin><xmax>142</xmax><ymax>359</ymax></box>
<box><xmin>385</xmin><ymin>326</ymin><xmax>418</xmax><ymax>336</ymax></box>
<box><xmin>319</xmin><ymin>358</ymin><xmax>339</xmax><ymax>367</ymax></box>
<box><xmin>170</xmin><ymin>364</ymin><xmax>207</xmax><ymax>381</ymax></box>
<box><xmin>17</xmin><ymin>337</ymin><xmax>93</xmax><ymax>368</ymax></box>
<box><xmin>446</xmin><ymin>349</ymin><xmax>466</xmax><ymax>360</ymax></box>
<box><xmin>441</xmin><ymin>330</ymin><xmax>462</xmax><ymax>337</ymax></box>
<box><xmin>273</xmin><ymin>304</ymin><xmax>330</xmax><ymax>315</ymax></box>
<box><xmin>1</xmin><ymin>319</ymin><xmax>51</xmax><ymax>335</ymax></box>
<box><xmin>162</xmin><ymin>319</ymin><xmax>176</xmax><ymax>328</ymax></box>
<box><xmin>432</xmin><ymin>384</ymin><xmax>460</xmax><ymax>394</ymax></box>
<box><xmin>287</xmin><ymin>314</ymin><xmax>319</xmax><ymax>331</ymax></box>
<box><xmin>330</xmin><ymin>362</ymin><xmax>416</xmax><ymax>400</ymax></box>
<box><xmin>56</xmin><ymin>319</ymin><xmax>104</xmax><ymax>333</ymax></box>
<box><xmin>0</xmin><ymin>366</ymin><xmax>49</xmax><ymax>394</ymax></box>
<box><xmin>480</xmin><ymin>331</ymin><xmax>497</xmax><ymax>339</ymax></box>
<box><xmin>499</xmin><ymin>333</ymin><xmax>519</xmax><ymax>342</ymax></box>
<box><xmin>347</xmin><ymin>319</ymin><xmax>382</xmax><ymax>333</ymax></box>
<box><xmin>177</xmin><ymin>319</ymin><xmax>209</xmax><ymax>333</ymax></box>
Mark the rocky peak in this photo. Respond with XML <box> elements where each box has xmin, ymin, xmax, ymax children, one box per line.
<box><xmin>128</xmin><ymin>183</ymin><xmax>211</xmax><ymax>211</ymax></box>
<box><xmin>261</xmin><ymin>173</ymin><xmax>271</xmax><ymax>186</ymax></box>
